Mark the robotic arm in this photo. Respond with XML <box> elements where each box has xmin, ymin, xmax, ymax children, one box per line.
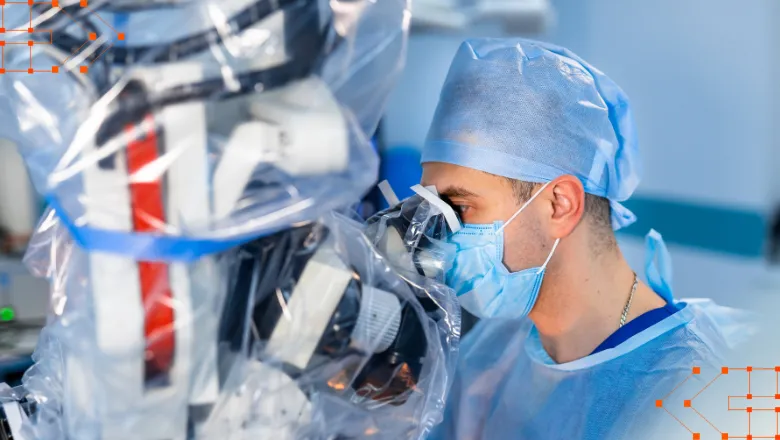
<box><xmin>0</xmin><ymin>1</ymin><xmax>460</xmax><ymax>439</ymax></box>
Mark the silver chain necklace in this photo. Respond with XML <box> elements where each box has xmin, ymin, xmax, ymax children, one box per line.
<box><xmin>619</xmin><ymin>273</ymin><xmax>639</xmax><ymax>328</ymax></box>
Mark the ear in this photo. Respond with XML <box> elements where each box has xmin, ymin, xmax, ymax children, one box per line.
<box><xmin>547</xmin><ymin>175</ymin><xmax>585</xmax><ymax>238</ymax></box>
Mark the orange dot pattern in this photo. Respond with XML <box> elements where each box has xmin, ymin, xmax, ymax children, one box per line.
<box><xmin>657</xmin><ymin>366</ymin><xmax>780</xmax><ymax>439</ymax></box>
<box><xmin>0</xmin><ymin>0</ymin><xmax>123</xmax><ymax>74</ymax></box>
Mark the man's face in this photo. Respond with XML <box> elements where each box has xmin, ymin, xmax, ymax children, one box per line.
<box><xmin>421</xmin><ymin>162</ymin><xmax>550</xmax><ymax>273</ymax></box>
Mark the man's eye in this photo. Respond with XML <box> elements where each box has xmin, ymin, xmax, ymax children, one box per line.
<box><xmin>455</xmin><ymin>205</ymin><xmax>470</xmax><ymax>216</ymax></box>
<box><xmin>440</xmin><ymin>196</ymin><xmax>470</xmax><ymax>218</ymax></box>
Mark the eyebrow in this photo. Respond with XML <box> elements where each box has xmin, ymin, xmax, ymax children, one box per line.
<box><xmin>437</xmin><ymin>186</ymin><xmax>479</xmax><ymax>199</ymax></box>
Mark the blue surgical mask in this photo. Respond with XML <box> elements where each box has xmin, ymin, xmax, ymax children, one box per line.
<box><xmin>446</xmin><ymin>182</ymin><xmax>560</xmax><ymax>320</ymax></box>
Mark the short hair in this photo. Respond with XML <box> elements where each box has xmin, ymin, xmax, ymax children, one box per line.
<box><xmin>508</xmin><ymin>179</ymin><xmax>616</xmax><ymax>251</ymax></box>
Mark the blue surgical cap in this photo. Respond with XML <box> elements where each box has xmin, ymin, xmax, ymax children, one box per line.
<box><xmin>422</xmin><ymin>38</ymin><xmax>640</xmax><ymax>230</ymax></box>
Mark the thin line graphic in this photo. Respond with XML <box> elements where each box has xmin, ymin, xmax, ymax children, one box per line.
<box><xmin>691</xmin><ymin>405</ymin><xmax>720</xmax><ymax>434</ymax></box>
<box><xmin>61</xmin><ymin>40</ymin><xmax>87</xmax><ymax>64</ymax></box>
<box><xmin>664</xmin><ymin>373</ymin><xmax>694</xmax><ymax>400</ymax></box>
<box><xmin>659</xmin><ymin>367</ymin><xmax>780</xmax><ymax>438</ymax></box>
<box><xmin>692</xmin><ymin>373</ymin><xmax>722</xmax><ymax>400</ymax></box>
<box><xmin>2</xmin><ymin>2</ymin><xmax>122</xmax><ymax>74</ymax></box>
<box><xmin>664</xmin><ymin>407</ymin><xmax>693</xmax><ymax>434</ymax></box>
<box><xmin>90</xmin><ymin>41</ymin><xmax>111</xmax><ymax>65</ymax></box>
<box><xmin>56</xmin><ymin>6</ymin><xmax>89</xmax><ymax>33</ymax></box>
<box><xmin>85</xmin><ymin>5</ymin><xmax>118</xmax><ymax>33</ymax></box>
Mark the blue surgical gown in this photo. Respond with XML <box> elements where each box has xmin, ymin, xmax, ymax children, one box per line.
<box><xmin>429</xmin><ymin>299</ymin><xmax>753</xmax><ymax>440</ymax></box>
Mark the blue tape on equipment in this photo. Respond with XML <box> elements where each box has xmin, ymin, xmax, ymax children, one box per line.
<box><xmin>46</xmin><ymin>196</ymin><xmax>279</xmax><ymax>262</ymax></box>
<box><xmin>114</xmin><ymin>12</ymin><xmax>128</xmax><ymax>47</ymax></box>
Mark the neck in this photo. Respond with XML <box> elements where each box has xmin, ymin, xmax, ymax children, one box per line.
<box><xmin>528</xmin><ymin>242</ymin><xmax>666</xmax><ymax>364</ymax></box>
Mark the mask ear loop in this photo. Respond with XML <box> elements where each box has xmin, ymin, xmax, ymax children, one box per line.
<box><xmin>498</xmin><ymin>181</ymin><xmax>554</xmax><ymax>233</ymax></box>
<box><xmin>495</xmin><ymin>181</ymin><xmax>560</xmax><ymax>274</ymax></box>
<box><xmin>538</xmin><ymin>239</ymin><xmax>560</xmax><ymax>274</ymax></box>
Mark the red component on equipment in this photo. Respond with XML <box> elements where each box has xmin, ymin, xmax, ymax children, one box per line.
<box><xmin>125</xmin><ymin>115</ymin><xmax>175</xmax><ymax>382</ymax></box>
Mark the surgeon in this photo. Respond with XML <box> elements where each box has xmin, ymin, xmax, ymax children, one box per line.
<box><xmin>423</xmin><ymin>38</ymin><xmax>751</xmax><ymax>439</ymax></box>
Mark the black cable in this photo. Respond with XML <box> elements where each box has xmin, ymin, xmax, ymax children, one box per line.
<box><xmin>41</xmin><ymin>0</ymin><xmax>305</xmax><ymax>66</ymax></box>
<box><xmin>87</xmin><ymin>0</ymin><xmax>331</xmax><ymax>148</ymax></box>
<box><xmin>31</xmin><ymin>0</ymin><xmax>327</xmax><ymax>96</ymax></box>
<box><xmin>31</xmin><ymin>1</ymin><xmax>104</xmax><ymax>41</ymax></box>
<box><xmin>30</xmin><ymin>1</ymin><xmax>110</xmax><ymax>86</ymax></box>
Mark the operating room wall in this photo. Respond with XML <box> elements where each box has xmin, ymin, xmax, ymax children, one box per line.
<box><xmin>383</xmin><ymin>0</ymin><xmax>780</xmax><ymax>307</ymax></box>
<box><xmin>546</xmin><ymin>0</ymin><xmax>778</xmax><ymax>307</ymax></box>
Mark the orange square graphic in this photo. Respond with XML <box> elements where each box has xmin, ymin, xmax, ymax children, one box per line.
<box><xmin>655</xmin><ymin>400</ymin><xmax>662</xmax><ymax>408</ymax></box>
<box><xmin>775</xmin><ymin>436</ymin><xmax>780</xmax><ymax>440</ymax></box>
<box><xmin>721</xmin><ymin>434</ymin><xmax>728</xmax><ymax>440</ymax></box>
<box><xmin>722</xmin><ymin>367</ymin><xmax>729</xmax><ymax>374</ymax></box>
<box><xmin>747</xmin><ymin>394</ymin><xmax>753</xmax><ymax>400</ymax></box>
<box><xmin>118</xmin><ymin>33</ymin><xmax>125</xmax><ymax>41</ymax></box>
<box><xmin>775</xmin><ymin>407</ymin><xmax>780</xmax><ymax>413</ymax></box>
<box><xmin>693</xmin><ymin>434</ymin><xmax>700</xmax><ymax>440</ymax></box>
<box><xmin>776</xmin><ymin>366</ymin><xmax>780</xmax><ymax>372</ymax></box>
<box><xmin>747</xmin><ymin>407</ymin><xmax>753</xmax><ymax>413</ymax></box>
<box><xmin>0</xmin><ymin>0</ymin><xmax>115</xmax><ymax>76</ymax></box>
<box><xmin>776</xmin><ymin>394</ymin><xmax>780</xmax><ymax>400</ymax></box>
<box><xmin>747</xmin><ymin>366</ymin><xmax>753</xmax><ymax>372</ymax></box>
<box><xmin>692</xmin><ymin>367</ymin><xmax>701</xmax><ymax>375</ymax></box>
<box><xmin>684</xmin><ymin>400</ymin><xmax>691</xmax><ymax>408</ymax></box>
